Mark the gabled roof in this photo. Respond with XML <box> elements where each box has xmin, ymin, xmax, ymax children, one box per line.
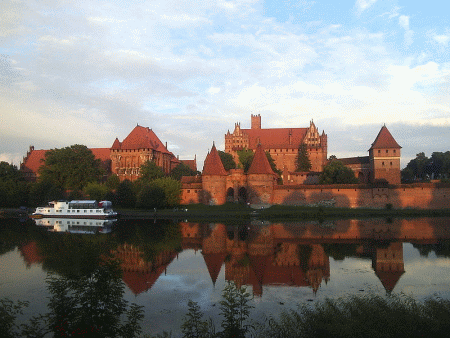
<box><xmin>21</xmin><ymin>149</ymin><xmax>47</xmax><ymax>173</ymax></box>
<box><xmin>21</xmin><ymin>147</ymin><xmax>110</xmax><ymax>175</ymax></box>
<box><xmin>120</xmin><ymin>125</ymin><xmax>170</xmax><ymax>153</ymax></box>
<box><xmin>90</xmin><ymin>148</ymin><xmax>111</xmax><ymax>162</ymax></box>
<box><xmin>247</xmin><ymin>144</ymin><xmax>275</xmax><ymax>175</ymax></box>
<box><xmin>202</xmin><ymin>143</ymin><xmax>227</xmax><ymax>176</ymax></box>
<box><xmin>181</xmin><ymin>159</ymin><xmax>197</xmax><ymax>172</ymax></box>
<box><xmin>243</xmin><ymin>128</ymin><xmax>308</xmax><ymax>149</ymax></box>
<box><xmin>369</xmin><ymin>126</ymin><xmax>401</xmax><ymax>150</ymax></box>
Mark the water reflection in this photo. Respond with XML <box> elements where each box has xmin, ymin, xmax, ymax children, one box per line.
<box><xmin>35</xmin><ymin>217</ymin><xmax>117</xmax><ymax>234</ymax></box>
<box><xmin>6</xmin><ymin>218</ymin><xmax>450</xmax><ymax>298</ymax></box>
<box><xmin>2</xmin><ymin>217</ymin><xmax>450</xmax><ymax>336</ymax></box>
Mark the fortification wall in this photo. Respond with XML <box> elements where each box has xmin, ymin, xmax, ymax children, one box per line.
<box><xmin>272</xmin><ymin>184</ymin><xmax>450</xmax><ymax>209</ymax></box>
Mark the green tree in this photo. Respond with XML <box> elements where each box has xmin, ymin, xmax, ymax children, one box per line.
<box><xmin>0</xmin><ymin>162</ymin><xmax>28</xmax><ymax>207</ymax></box>
<box><xmin>38</xmin><ymin>145</ymin><xmax>104</xmax><ymax>190</ymax></box>
<box><xmin>116</xmin><ymin>179</ymin><xmax>136</xmax><ymax>208</ymax></box>
<box><xmin>0</xmin><ymin>162</ymin><xmax>23</xmax><ymax>182</ymax></box>
<box><xmin>265</xmin><ymin>151</ymin><xmax>282</xmax><ymax>176</ymax></box>
<box><xmin>237</xmin><ymin>149</ymin><xmax>254</xmax><ymax>172</ymax></box>
<box><xmin>20</xmin><ymin>260</ymin><xmax>144</xmax><ymax>338</ymax></box>
<box><xmin>106</xmin><ymin>174</ymin><xmax>121</xmax><ymax>191</ymax></box>
<box><xmin>151</xmin><ymin>177</ymin><xmax>181</xmax><ymax>207</ymax></box>
<box><xmin>218</xmin><ymin>281</ymin><xmax>254</xmax><ymax>338</ymax></box>
<box><xmin>28</xmin><ymin>180</ymin><xmax>64</xmax><ymax>206</ymax></box>
<box><xmin>319</xmin><ymin>160</ymin><xmax>358</xmax><ymax>184</ymax></box>
<box><xmin>402</xmin><ymin>152</ymin><xmax>430</xmax><ymax>182</ymax></box>
<box><xmin>181</xmin><ymin>300</ymin><xmax>214</xmax><ymax>338</ymax></box>
<box><xmin>139</xmin><ymin>160</ymin><xmax>165</xmax><ymax>181</ymax></box>
<box><xmin>296</xmin><ymin>143</ymin><xmax>311</xmax><ymax>172</ymax></box>
<box><xmin>170</xmin><ymin>163</ymin><xmax>197</xmax><ymax>181</ymax></box>
<box><xmin>136</xmin><ymin>185</ymin><xmax>166</xmax><ymax>209</ymax></box>
<box><xmin>218</xmin><ymin>151</ymin><xmax>236</xmax><ymax>171</ymax></box>
<box><xmin>83</xmin><ymin>182</ymin><xmax>108</xmax><ymax>201</ymax></box>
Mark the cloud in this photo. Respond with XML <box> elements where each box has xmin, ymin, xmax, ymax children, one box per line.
<box><xmin>399</xmin><ymin>15</ymin><xmax>413</xmax><ymax>46</ymax></box>
<box><xmin>355</xmin><ymin>0</ymin><xmax>378</xmax><ymax>15</ymax></box>
<box><xmin>433</xmin><ymin>34</ymin><xmax>450</xmax><ymax>46</ymax></box>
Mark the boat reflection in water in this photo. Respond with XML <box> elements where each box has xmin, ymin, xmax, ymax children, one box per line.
<box><xmin>34</xmin><ymin>217</ymin><xmax>117</xmax><ymax>234</ymax></box>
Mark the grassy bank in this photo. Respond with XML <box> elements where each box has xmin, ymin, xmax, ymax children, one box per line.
<box><xmin>117</xmin><ymin>203</ymin><xmax>450</xmax><ymax>223</ymax></box>
<box><xmin>4</xmin><ymin>203</ymin><xmax>450</xmax><ymax>223</ymax></box>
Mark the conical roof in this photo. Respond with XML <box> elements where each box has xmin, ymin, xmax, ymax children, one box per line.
<box><xmin>202</xmin><ymin>143</ymin><xmax>228</xmax><ymax>175</ymax></box>
<box><xmin>111</xmin><ymin>137</ymin><xmax>121</xmax><ymax>150</ymax></box>
<box><xmin>369</xmin><ymin>125</ymin><xmax>401</xmax><ymax>150</ymax></box>
<box><xmin>247</xmin><ymin>143</ymin><xmax>275</xmax><ymax>175</ymax></box>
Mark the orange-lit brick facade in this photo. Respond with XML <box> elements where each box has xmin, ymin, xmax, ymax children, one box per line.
<box><xmin>21</xmin><ymin>124</ymin><xmax>196</xmax><ymax>183</ymax></box>
<box><xmin>225</xmin><ymin>115</ymin><xmax>328</xmax><ymax>173</ymax></box>
<box><xmin>110</xmin><ymin>125</ymin><xmax>180</xmax><ymax>181</ymax></box>
<box><xmin>181</xmin><ymin>120</ymin><xmax>409</xmax><ymax>207</ymax></box>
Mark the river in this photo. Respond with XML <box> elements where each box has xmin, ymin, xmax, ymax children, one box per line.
<box><xmin>1</xmin><ymin>217</ymin><xmax>450</xmax><ymax>336</ymax></box>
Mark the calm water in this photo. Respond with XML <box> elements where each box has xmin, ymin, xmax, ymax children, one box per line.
<box><xmin>1</xmin><ymin>217</ymin><xmax>450</xmax><ymax>336</ymax></box>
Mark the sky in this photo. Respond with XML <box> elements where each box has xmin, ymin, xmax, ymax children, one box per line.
<box><xmin>1</xmin><ymin>0</ymin><xmax>449</xmax><ymax>170</ymax></box>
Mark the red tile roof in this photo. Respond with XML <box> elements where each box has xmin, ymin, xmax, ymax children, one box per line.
<box><xmin>21</xmin><ymin>149</ymin><xmax>47</xmax><ymax>174</ymax></box>
<box><xmin>243</xmin><ymin>128</ymin><xmax>308</xmax><ymax>149</ymax></box>
<box><xmin>111</xmin><ymin>138</ymin><xmax>121</xmax><ymax>150</ymax></box>
<box><xmin>202</xmin><ymin>143</ymin><xmax>228</xmax><ymax>176</ymax></box>
<box><xmin>90</xmin><ymin>148</ymin><xmax>111</xmax><ymax>162</ymax></box>
<box><xmin>369</xmin><ymin>126</ymin><xmax>401</xmax><ymax>150</ymax></box>
<box><xmin>22</xmin><ymin>147</ymin><xmax>110</xmax><ymax>176</ymax></box>
<box><xmin>119</xmin><ymin>125</ymin><xmax>171</xmax><ymax>153</ymax></box>
<box><xmin>181</xmin><ymin>176</ymin><xmax>202</xmax><ymax>184</ymax></box>
<box><xmin>181</xmin><ymin>159</ymin><xmax>197</xmax><ymax>172</ymax></box>
<box><xmin>247</xmin><ymin>144</ymin><xmax>275</xmax><ymax>175</ymax></box>
<box><xmin>337</xmin><ymin>156</ymin><xmax>370</xmax><ymax>165</ymax></box>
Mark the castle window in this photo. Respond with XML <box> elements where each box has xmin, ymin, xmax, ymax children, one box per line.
<box><xmin>382</xmin><ymin>162</ymin><xmax>385</xmax><ymax>166</ymax></box>
<box><xmin>394</xmin><ymin>149</ymin><xmax>396</xmax><ymax>154</ymax></box>
<box><xmin>378</xmin><ymin>150</ymin><xmax>381</xmax><ymax>154</ymax></box>
<box><xmin>386</xmin><ymin>150</ymin><xmax>388</xmax><ymax>154</ymax></box>
<box><xmin>390</xmin><ymin>162</ymin><xmax>393</xmax><ymax>166</ymax></box>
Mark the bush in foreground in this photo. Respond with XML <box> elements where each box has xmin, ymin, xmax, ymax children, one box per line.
<box><xmin>148</xmin><ymin>291</ymin><xmax>450</xmax><ymax>338</ymax></box>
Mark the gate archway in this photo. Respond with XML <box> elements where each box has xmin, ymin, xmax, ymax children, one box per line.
<box><xmin>238</xmin><ymin>187</ymin><xmax>247</xmax><ymax>204</ymax></box>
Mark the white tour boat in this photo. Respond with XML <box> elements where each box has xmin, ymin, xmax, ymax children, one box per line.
<box><xmin>32</xmin><ymin>200</ymin><xmax>118</xmax><ymax>219</ymax></box>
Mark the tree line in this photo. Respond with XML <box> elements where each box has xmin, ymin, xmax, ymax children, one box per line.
<box><xmin>402</xmin><ymin>151</ymin><xmax>450</xmax><ymax>183</ymax></box>
<box><xmin>0</xmin><ymin>144</ymin><xmax>197</xmax><ymax>208</ymax></box>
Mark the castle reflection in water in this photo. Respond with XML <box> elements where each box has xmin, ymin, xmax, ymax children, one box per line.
<box><xmin>105</xmin><ymin>218</ymin><xmax>449</xmax><ymax>296</ymax></box>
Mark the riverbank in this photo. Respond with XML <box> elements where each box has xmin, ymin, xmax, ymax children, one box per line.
<box><xmin>4</xmin><ymin>204</ymin><xmax>450</xmax><ymax>223</ymax></box>
<box><xmin>117</xmin><ymin>203</ymin><xmax>450</xmax><ymax>223</ymax></box>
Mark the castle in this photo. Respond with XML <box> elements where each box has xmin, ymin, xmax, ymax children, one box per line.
<box><xmin>225</xmin><ymin>114</ymin><xmax>328</xmax><ymax>172</ymax></box>
<box><xmin>181</xmin><ymin>115</ymin><xmax>404</xmax><ymax>206</ymax></box>
<box><xmin>21</xmin><ymin>124</ymin><xmax>197</xmax><ymax>182</ymax></box>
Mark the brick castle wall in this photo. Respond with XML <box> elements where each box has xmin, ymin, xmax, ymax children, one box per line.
<box><xmin>272</xmin><ymin>184</ymin><xmax>450</xmax><ymax>209</ymax></box>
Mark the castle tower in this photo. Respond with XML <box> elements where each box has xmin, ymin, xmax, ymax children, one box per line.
<box><xmin>251</xmin><ymin>114</ymin><xmax>261</xmax><ymax>129</ymax></box>
<box><xmin>369</xmin><ymin>125</ymin><xmax>401</xmax><ymax>185</ymax></box>
<box><xmin>202</xmin><ymin>143</ymin><xmax>228</xmax><ymax>205</ymax></box>
<box><xmin>247</xmin><ymin>144</ymin><xmax>277</xmax><ymax>204</ymax></box>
